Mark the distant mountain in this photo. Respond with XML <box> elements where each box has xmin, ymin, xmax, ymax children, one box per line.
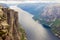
<box><xmin>40</xmin><ymin>4</ymin><xmax>60</xmax><ymax>22</ymax></box>
<box><xmin>18</xmin><ymin>3</ymin><xmax>47</xmax><ymax>20</ymax></box>
<box><xmin>39</xmin><ymin>4</ymin><xmax>60</xmax><ymax>25</ymax></box>
<box><xmin>0</xmin><ymin>3</ymin><xmax>8</xmax><ymax>8</ymax></box>
<box><xmin>39</xmin><ymin>4</ymin><xmax>60</xmax><ymax>38</ymax></box>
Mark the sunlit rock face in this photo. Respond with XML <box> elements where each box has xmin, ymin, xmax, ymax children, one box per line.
<box><xmin>0</xmin><ymin>5</ymin><xmax>9</xmax><ymax>40</ymax></box>
<box><xmin>39</xmin><ymin>4</ymin><xmax>60</xmax><ymax>38</ymax></box>
<box><xmin>0</xmin><ymin>7</ymin><xmax>8</xmax><ymax>33</ymax></box>
<box><xmin>0</xmin><ymin>4</ymin><xmax>27</xmax><ymax>40</ymax></box>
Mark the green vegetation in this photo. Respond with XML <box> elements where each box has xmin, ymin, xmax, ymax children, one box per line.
<box><xmin>52</xmin><ymin>19</ymin><xmax>60</xmax><ymax>27</ymax></box>
<box><xmin>39</xmin><ymin>19</ymin><xmax>52</xmax><ymax>26</ymax></box>
<box><xmin>51</xmin><ymin>19</ymin><xmax>60</xmax><ymax>37</ymax></box>
<box><xmin>18</xmin><ymin>24</ymin><xmax>27</xmax><ymax>40</ymax></box>
<box><xmin>40</xmin><ymin>18</ymin><xmax>60</xmax><ymax>37</ymax></box>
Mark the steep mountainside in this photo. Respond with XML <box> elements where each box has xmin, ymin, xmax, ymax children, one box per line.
<box><xmin>39</xmin><ymin>4</ymin><xmax>60</xmax><ymax>38</ymax></box>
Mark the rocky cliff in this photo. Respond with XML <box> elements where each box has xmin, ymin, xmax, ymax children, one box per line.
<box><xmin>0</xmin><ymin>6</ymin><xmax>27</xmax><ymax>40</ymax></box>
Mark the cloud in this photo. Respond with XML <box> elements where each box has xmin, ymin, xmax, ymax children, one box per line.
<box><xmin>0</xmin><ymin>0</ymin><xmax>59</xmax><ymax>1</ymax></box>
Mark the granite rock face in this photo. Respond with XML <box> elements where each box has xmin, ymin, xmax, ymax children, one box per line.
<box><xmin>0</xmin><ymin>6</ymin><xmax>27</xmax><ymax>40</ymax></box>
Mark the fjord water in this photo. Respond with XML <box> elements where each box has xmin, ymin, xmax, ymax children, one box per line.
<box><xmin>10</xmin><ymin>6</ymin><xmax>60</xmax><ymax>40</ymax></box>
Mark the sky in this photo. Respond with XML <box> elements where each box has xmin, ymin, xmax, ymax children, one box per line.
<box><xmin>0</xmin><ymin>0</ymin><xmax>59</xmax><ymax>1</ymax></box>
<box><xmin>0</xmin><ymin>0</ymin><xmax>60</xmax><ymax>2</ymax></box>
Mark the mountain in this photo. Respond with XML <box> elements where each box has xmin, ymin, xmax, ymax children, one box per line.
<box><xmin>40</xmin><ymin>4</ymin><xmax>60</xmax><ymax>22</ymax></box>
<box><xmin>0</xmin><ymin>3</ymin><xmax>8</xmax><ymax>8</ymax></box>
<box><xmin>18</xmin><ymin>3</ymin><xmax>47</xmax><ymax>20</ymax></box>
<box><xmin>39</xmin><ymin>4</ymin><xmax>60</xmax><ymax>38</ymax></box>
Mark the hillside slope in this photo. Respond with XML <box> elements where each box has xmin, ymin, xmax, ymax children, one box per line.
<box><xmin>39</xmin><ymin>4</ymin><xmax>60</xmax><ymax>38</ymax></box>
